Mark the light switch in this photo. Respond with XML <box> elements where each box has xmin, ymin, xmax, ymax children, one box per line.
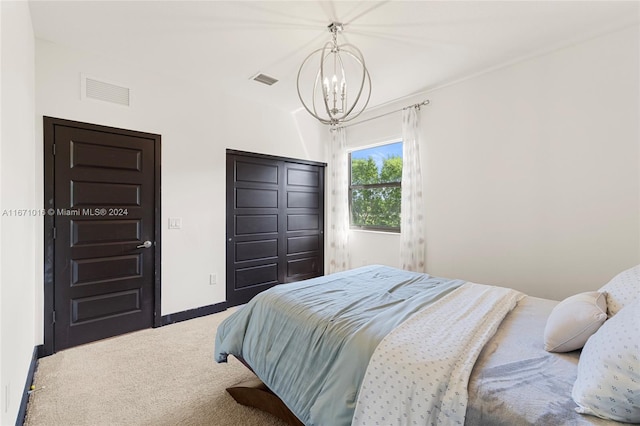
<box><xmin>168</xmin><ymin>217</ymin><xmax>182</xmax><ymax>229</ymax></box>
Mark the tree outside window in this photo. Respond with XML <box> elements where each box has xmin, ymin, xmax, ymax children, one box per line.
<box><xmin>349</xmin><ymin>141</ymin><xmax>402</xmax><ymax>232</ymax></box>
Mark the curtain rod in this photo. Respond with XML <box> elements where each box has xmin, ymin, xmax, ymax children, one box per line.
<box><xmin>332</xmin><ymin>99</ymin><xmax>430</xmax><ymax>130</ymax></box>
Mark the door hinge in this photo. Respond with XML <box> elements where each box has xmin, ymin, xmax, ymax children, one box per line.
<box><xmin>52</xmin><ymin>227</ymin><xmax>56</xmax><ymax>239</ymax></box>
<box><xmin>52</xmin><ymin>144</ymin><xmax>56</xmax><ymax>155</ymax></box>
<box><xmin>52</xmin><ymin>311</ymin><xmax>56</xmax><ymax>324</ymax></box>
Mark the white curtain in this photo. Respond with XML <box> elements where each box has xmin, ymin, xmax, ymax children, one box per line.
<box><xmin>328</xmin><ymin>126</ymin><xmax>350</xmax><ymax>273</ymax></box>
<box><xmin>400</xmin><ymin>107</ymin><xmax>426</xmax><ymax>272</ymax></box>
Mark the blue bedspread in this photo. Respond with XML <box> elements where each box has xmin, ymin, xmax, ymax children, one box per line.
<box><xmin>215</xmin><ymin>265</ymin><xmax>464</xmax><ymax>425</ymax></box>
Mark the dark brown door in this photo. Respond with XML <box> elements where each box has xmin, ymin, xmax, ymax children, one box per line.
<box><xmin>283</xmin><ymin>162</ymin><xmax>324</xmax><ymax>282</ymax></box>
<box><xmin>226</xmin><ymin>151</ymin><xmax>324</xmax><ymax>307</ymax></box>
<box><xmin>44</xmin><ymin>117</ymin><xmax>160</xmax><ymax>353</ymax></box>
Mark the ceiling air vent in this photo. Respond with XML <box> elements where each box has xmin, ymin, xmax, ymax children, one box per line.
<box><xmin>252</xmin><ymin>73</ymin><xmax>278</xmax><ymax>86</ymax></box>
<box><xmin>81</xmin><ymin>74</ymin><xmax>131</xmax><ymax>106</ymax></box>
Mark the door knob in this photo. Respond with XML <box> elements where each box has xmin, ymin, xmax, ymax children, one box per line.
<box><xmin>137</xmin><ymin>240</ymin><xmax>153</xmax><ymax>249</ymax></box>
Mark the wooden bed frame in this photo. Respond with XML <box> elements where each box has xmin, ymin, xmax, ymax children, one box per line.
<box><xmin>226</xmin><ymin>356</ymin><xmax>303</xmax><ymax>426</ymax></box>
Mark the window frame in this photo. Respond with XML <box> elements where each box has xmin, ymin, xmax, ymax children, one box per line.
<box><xmin>348</xmin><ymin>140</ymin><xmax>403</xmax><ymax>233</ymax></box>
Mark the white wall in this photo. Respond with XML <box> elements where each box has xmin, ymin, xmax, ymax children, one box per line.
<box><xmin>0</xmin><ymin>1</ymin><xmax>37</xmax><ymax>423</ymax></box>
<box><xmin>0</xmin><ymin>0</ymin><xmax>3</xmax><ymax>417</ymax></box>
<box><xmin>34</xmin><ymin>40</ymin><xmax>325</xmax><ymax>340</ymax></box>
<box><xmin>345</xmin><ymin>25</ymin><xmax>640</xmax><ymax>300</ymax></box>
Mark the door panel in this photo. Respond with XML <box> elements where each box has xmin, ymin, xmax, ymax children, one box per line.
<box><xmin>287</xmin><ymin>235</ymin><xmax>319</xmax><ymax>254</ymax></box>
<box><xmin>235</xmin><ymin>215</ymin><xmax>278</xmax><ymax>235</ymax></box>
<box><xmin>287</xmin><ymin>257</ymin><xmax>320</xmax><ymax>278</ymax></box>
<box><xmin>287</xmin><ymin>214</ymin><xmax>319</xmax><ymax>231</ymax></box>
<box><xmin>71</xmin><ymin>219</ymin><xmax>141</xmax><ymax>245</ymax></box>
<box><xmin>236</xmin><ymin>161</ymin><xmax>278</xmax><ymax>184</ymax></box>
<box><xmin>236</xmin><ymin>188</ymin><xmax>278</xmax><ymax>208</ymax></box>
<box><xmin>71</xmin><ymin>140</ymin><xmax>142</xmax><ymax>171</ymax></box>
<box><xmin>235</xmin><ymin>264</ymin><xmax>279</xmax><ymax>288</ymax></box>
<box><xmin>286</xmin><ymin>168</ymin><xmax>319</xmax><ymax>187</ymax></box>
<box><xmin>288</xmin><ymin>191</ymin><xmax>319</xmax><ymax>208</ymax></box>
<box><xmin>226</xmin><ymin>152</ymin><xmax>325</xmax><ymax>306</ymax></box>
<box><xmin>72</xmin><ymin>182</ymin><xmax>141</xmax><ymax>206</ymax></box>
<box><xmin>72</xmin><ymin>289</ymin><xmax>141</xmax><ymax>324</ymax></box>
<box><xmin>71</xmin><ymin>254</ymin><xmax>142</xmax><ymax>285</ymax></box>
<box><xmin>46</xmin><ymin>119</ymin><xmax>159</xmax><ymax>353</ymax></box>
<box><xmin>235</xmin><ymin>239</ymin><xmax>278</xmax><ymax>261</ymax></box>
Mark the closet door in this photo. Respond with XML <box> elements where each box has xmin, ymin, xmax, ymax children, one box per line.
<box><xmin>283</xmin><ymin>162</ymin><xmax>324</xmax><ymax>283</ymax></box>
<box><xmin>226</xmin><ymin>151</ymin><xmax>325</xmax><ymax>307</ymax></box>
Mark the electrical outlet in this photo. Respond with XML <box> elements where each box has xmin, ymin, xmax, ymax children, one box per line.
<box><xmin>209</xmin><ymin>273</ymin><xmax>217</xmax><ymax>285</ymax></box>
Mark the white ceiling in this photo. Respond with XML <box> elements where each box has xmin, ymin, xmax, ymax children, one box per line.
<box><xmin>29</xmin><ymin>1</ymin><xmax>640</xmax><ymax>114</ymax></box>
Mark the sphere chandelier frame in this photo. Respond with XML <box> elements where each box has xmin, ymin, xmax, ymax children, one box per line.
<box><xmin>296</xmin><ymin>22</ymin><xmax>372</xmax><ymax>126</ymax></box>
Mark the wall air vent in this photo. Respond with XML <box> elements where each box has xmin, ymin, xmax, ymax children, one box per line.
<box><xmin>252</xmin><ymin>73</ymin><xmax>279</xmax><ymax>86</ymax></box>
<box><xmin>81</xmin><ymin>74</ymin><xmax>131</xmax><ymax>106</ymax></box>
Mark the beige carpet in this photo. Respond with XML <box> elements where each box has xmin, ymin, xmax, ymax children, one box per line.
<box><xmin>24</xmin><ymin>308</ymin><xmax>287</xmax><ymax>426</ymax></box>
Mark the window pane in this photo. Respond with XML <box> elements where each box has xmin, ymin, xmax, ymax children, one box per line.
<box><xmin>350</xmin><ymin>141</ymin><xmax>403</xmax><ymax>184</ymax></box>
<box><xmin>351</xmin><ymin>187</ymin><xmax>401</xmax><ymax>229</ymax></box>
<box><xmin>351</xmin><ymin>157</ymin><xmax>379</xmax><ymax>185</ymax></box>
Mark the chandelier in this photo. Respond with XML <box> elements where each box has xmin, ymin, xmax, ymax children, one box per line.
<box><xmin>297</xmin><ymin>22</ymin><xmax>371</xmax><ymax>126</ymax></box>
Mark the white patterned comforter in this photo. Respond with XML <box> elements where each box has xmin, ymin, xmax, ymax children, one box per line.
<box><xmin>352</xmin><ymin>282</ymin><xmax>524</xmax><ymax>426</ymax></box>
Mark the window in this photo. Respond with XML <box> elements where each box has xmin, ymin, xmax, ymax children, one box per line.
<box><xmin>349</xmin><ymin>141</ymin><xmax>402</xmax><ymax>232</ymax></box>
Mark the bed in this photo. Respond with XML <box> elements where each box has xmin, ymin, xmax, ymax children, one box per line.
<box><xmin>215</xmin><ymin>264</ymin><xmax>640</xmax><ymax>425</ymax></box>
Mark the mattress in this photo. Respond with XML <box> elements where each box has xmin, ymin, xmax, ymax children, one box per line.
<box><xmin>467</xmin><ymin>295</ymin><xmax>618</xmax><ymax>425</ymax></box>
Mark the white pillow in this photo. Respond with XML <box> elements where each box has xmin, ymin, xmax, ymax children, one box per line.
<box><xmin>543</xmin><ymin>291</ymin><xmax>607</xmax><ymax>353</ymax></box>
<box><xmin>598</xmin><ymin>264</ymin><xmax>639</xmax><ymax>317</ymax></box>
<box><xmin>572</xmin><ymin>300</ymin><xmax>640</xmax><ymax>423</ymax></box>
